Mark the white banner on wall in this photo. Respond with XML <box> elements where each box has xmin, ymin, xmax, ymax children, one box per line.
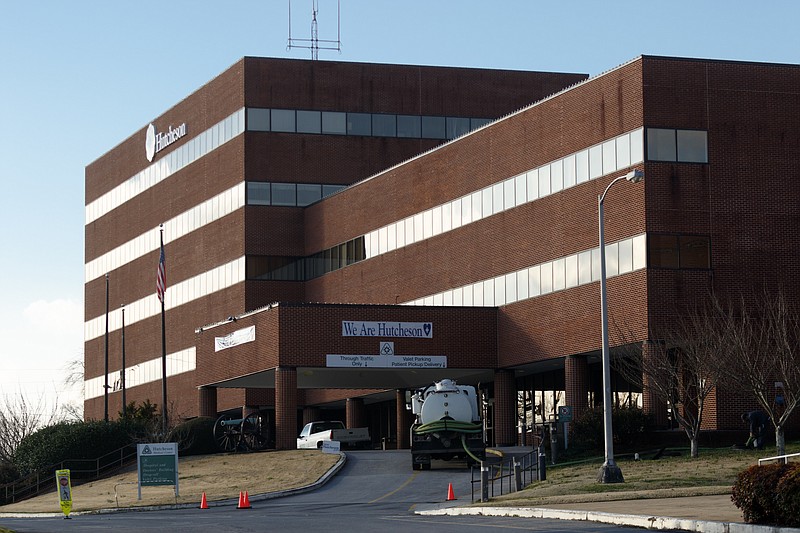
<box><xmin>214</xmin><ymin>326</ymin><xmax>256</xmax><ymax>352</ymax></box>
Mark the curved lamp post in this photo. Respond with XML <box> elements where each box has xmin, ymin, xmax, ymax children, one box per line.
<box><xmin>597</xmin><ymin>168</ymin><xmax>644</xmax><ymax>484</ymax></box>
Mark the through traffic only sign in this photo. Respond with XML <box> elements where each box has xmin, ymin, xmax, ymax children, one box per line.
<box><xmin>558</xmin><ymin>405</ymin><xmax>573</xmax><ymax>423</ymax></box>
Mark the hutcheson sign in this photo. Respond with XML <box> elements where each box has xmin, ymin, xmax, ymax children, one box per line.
<box><xmin>145</xmin><ymin>122</ymin><xmax>187</xmax><ymax>162</ymax></box>
<box><xmin>341</xmin><ymin>321</ymin><xmax>433</xmax><ymax>338</ymax></box>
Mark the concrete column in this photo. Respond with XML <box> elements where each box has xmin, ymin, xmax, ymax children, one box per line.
<box><xmin>395</xmin><ymin>389</ymin><xmax>411</xmax><ymax>450</ymax></box>
<box><xmin>642</xmin><ymin>340</ymin><xmax>669</xmax><ymax>428</ymax></box>
<box><xmin>494</xmin><ymin>369</ymin><xmax>516</xmax><ymax>447</ymax></box>
<box><xmin>565</xmin><ymin>354</ymin><xmax>590</xmax><ymax>421</ymax></box>
<box><xmin>198</xmin><ymin>386</ymin><xmax>217</xmax><ymax>418</ymax></box>
<box><xmin>346</xmin><ymin>398</ymin><xmax>365</xmax><ymax>428</ymax></box>
<box><xmin>274</xmin><ymin>367</ymin><xmax>298</xmax><ymax>450</ymax></box>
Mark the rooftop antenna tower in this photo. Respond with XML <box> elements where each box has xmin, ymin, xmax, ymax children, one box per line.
<box><xmin>288</xmin><ymin>0</ymin><xmax>342</xmax><ymax>60</ymax></box>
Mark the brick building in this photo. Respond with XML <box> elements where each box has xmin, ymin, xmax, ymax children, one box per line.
<box><xmin>84</xmin><ymin>55</ymin><xmax>800</xmax><ymax>450</ymax></box>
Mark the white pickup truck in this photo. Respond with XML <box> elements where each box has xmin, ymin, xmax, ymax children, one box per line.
<box><xmin>296</xmin><ymin>420</ymin><xmax>371</xmax><ymax>449</ymax></box>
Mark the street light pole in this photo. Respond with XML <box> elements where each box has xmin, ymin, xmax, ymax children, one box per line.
<box><xmin>597</xmin><ymin>169</ymin><xmax>643</xmax><ymax>484</ymax></box>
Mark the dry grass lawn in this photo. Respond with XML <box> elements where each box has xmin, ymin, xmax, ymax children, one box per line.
<box><xmin>1</xmin><ymin>444</ymin><xmax>795</xmax><ymax>514</ymax></box>
<box><xmin>0</xmin><ymin>450</ymin><xmax>340</xmax><ymax>514</ymax></box>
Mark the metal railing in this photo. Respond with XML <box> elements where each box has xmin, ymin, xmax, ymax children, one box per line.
<box><xmin>470</xmin><ymin>448</ymin><xmax>544</xmax><ymax>502</ymax></box>
<box><xmin>1</xmin><ymin>443</ymin><xmax>138</xmax><ymax>505</ymax></box>
<box><xmin>758</xmin><ymin>452</ymin><xmax>800</xmax><ymax>466</ymax></box>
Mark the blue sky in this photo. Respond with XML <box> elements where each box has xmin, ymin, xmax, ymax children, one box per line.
<box><xmin>1</xmin><ymin>1</ymin><xmax>798</xmax><ymax>414</ymax></box>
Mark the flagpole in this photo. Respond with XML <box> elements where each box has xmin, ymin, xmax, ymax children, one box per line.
<box><xmin>159</xmin><ymin>225</ymin><xmax>168</xmax><ymax>434</ymax></box>
<box><xmin>121</xmin><ymin>305</ymin><xmax>126</xmax><ymax>419</ymax></box>
<box><xmin>104</xmin><ymin>273</ymin><xmax>109</xmax><ymax>422</ymax></box>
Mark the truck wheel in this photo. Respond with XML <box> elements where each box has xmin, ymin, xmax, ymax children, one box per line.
<box><xmin>421</xmin><ymin>462</ymin><xmax>431</xmax><ymax>471</ymax></box>
<box><xmin>317</xmin><ymin>441</ymin><xmax>323</xmax><ymax>449</ymax></box>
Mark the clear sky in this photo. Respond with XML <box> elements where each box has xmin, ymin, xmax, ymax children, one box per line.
<box><xmin>1</xmin><ymin>1</ymin><xmax>798</xmax><ymax>416</ymax></box>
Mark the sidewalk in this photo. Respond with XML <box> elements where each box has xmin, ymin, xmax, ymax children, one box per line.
<box><xmin>417</xmin><ymin>494</ymin><xmax>800</xmax><ymax>533</ymax></box>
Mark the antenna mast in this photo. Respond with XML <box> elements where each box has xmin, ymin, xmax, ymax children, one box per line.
<box><xmin>288</xmin><ymin>0</ymin><xmax>342</xmax><ymax>60</ymax></box>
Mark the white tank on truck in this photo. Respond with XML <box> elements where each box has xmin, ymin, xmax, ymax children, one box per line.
<box><xmin>409</xmin><ymin>379</ymin><xmax>485</xmax><ymax>470</ymax></box>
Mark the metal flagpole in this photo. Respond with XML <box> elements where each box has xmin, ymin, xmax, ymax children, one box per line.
<box><xmin>104</xmin><ymin>273</ymin><xmax>109</xmax><ymax>422</ymax></box>
<box><xmin>121</xmin><ymin>305</ymin><xmax>126</xmax><ymax>419</ymax></box>
<box><xmin>158</xmin><ymin>225</ymin><xmax>168</xmax><ymax>434</ymax></box>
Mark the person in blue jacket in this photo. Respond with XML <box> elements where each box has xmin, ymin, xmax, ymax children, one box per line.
<box><xmin>742</xmin><ymin>410</ymin><xmax>769</xmax><ymax>450</ymax></box>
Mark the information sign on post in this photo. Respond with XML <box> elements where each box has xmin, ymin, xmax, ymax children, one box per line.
<box><xmin>137</xmin><ymin>443</ymin><xmax>179</xmax><ymax>500</ymax></box>
<box><xmin>558</xmin><ymin>406</ymin><xmax>573</xmax><ymax>451</ymax></box>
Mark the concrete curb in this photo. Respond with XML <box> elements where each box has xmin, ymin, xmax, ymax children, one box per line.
<box><xmin>416</xmin><ymin>506</ymin><xmax>800</xmax><ymax>533</ymax></box>
<box><xmin>0</xmin><ymin>451</ymin><xmax>347</xmax><ymax>519</ymax></box>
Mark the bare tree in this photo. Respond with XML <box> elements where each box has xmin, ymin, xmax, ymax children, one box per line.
<box><xmin>0</xmin><ymin>391</ymin><xmax>62</xmax><ymax>464</ymax></box>
<box><xmin>616</xmin><ymin>305</ymin><xmax>726</xmax><ymax>458</ymax></box>
<box><xmin>717</xmin><ymin>290</ymin><xmax>800</xmax><ymax>456</ymax></box>
<box><xmin>60</xmin><ymin>358</ymin><xmax>84</xmax><ymax>421</ymax></box>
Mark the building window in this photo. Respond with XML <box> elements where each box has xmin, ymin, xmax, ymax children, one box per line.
<box><xmin>647</xmin><ymin>128</ymin><xmax>708</xmax><ymax>163</ymax></box>
<box><xmin>297</xmin><ymin>184</ymin><xmax>322</xmax><ymax>206</ymax></box>
<box><xmin>322</xmin><ymin>112</ymin><xmax>346</xmax><ymax>134</ymax></box>
<box><xmin>347</xmin><ymin>113</ymin><xmax>371</xmax><ymax>136</ymax></box>
<box><xmin>247</xmin><ymin>182</ymin><xmax>271</xmax><ymax>205</ymax></box>
<box><xmin>246</xmin><ymin>256</ymin><xmax>303</xmax><ymax>281</ymax></box>
<box><xmin>446</xmin><ymin>117</ymin><xmax>470</xmax><ymax>139</ymax></box>
<box><xmin>271</xmin><ymin>109</ymin><xmax>296</xmax><ymax>132</ymax></box>
<box><xmin>648</xmin><ymin>233</ymin><xmax>711</xmax><ymax>269</ymax></box>
<box><xmin>271</xmin><ymin>183</ymin><xmax>296</xmax><ymax>206</ymax></box>
<box><xmin>372</xmin><ymin>114</ymin><xmax>397</xmax><ymax>137</ymax></box>
<box><xmin>397</xmin><ymin>115</ymin><xmax>421</xmax><ymax>138</ymax></box>
<box><xmin>421</xmin><ymin>116</ymin><xmax>446</xmax><ymax>139</ymax></box>
<box><xmin>296</xmin><ymin>110</ymin><xmax>321</xmax><ymax>134</ymax></box>
<box><xmin>247</xmin><ymin>108</ymin><xmax>270</xmax><ymax>131</ymax></box>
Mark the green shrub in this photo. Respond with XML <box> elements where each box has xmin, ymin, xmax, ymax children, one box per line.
<box><xmin>776</xmin><ymin>466</ymin><xmax>800</xmax><ymax>527</ymax></box>
<box><xmin>732</xmin><ymin>463</ymin><xmax>796</xmax><ymax>525</ymax></box>
<box><xmin>168</xmin><ymin>417</ymin><xmax>218</xmax><ymax>456</ymax></box>
<box><xmin>12</xmin><ymin>420</ymin><xmax>141</xmax><ymax>477</ymax></box>
<box><xmin>0</xmin><ymin>460</ymin><xmax>19</xmax><ymax>484</ymax></box>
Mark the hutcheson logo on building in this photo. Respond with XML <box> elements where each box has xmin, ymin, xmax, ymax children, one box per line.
<box><xmin>145</xmin><ymin>122</ymin><xmax>187</xmax><ymax>162</ymax></box>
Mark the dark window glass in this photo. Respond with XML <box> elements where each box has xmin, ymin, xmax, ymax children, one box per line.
<box><xmin>470</xmin><ymin>117</ymin><xmax>492</xmax><ymax>130</ymax></box>
<box><xmin>446</xmin><ymin>117</ymin><xmax>470</xmax><ymax>139</ymax></box>
<box><xmin>421</xmin><ymin>116</ymin><xmax>446</xmax><ymax>139</ymax></box>
<box><xmin>646</xmin><ymin>128</ymin><xmax>677</xmax><ymax>162</ymax></box>
<box><xmin>648</xmin><ymin>234</ymin><xmax>679</xmax><ymax>268</ymax></box>
<box><xmin>271</xmin><ymin>109</ymin><xmax>296</xmax><ymax>133</ymax></box>
<box><xmin>397</xmin><ymin>115</ymin><xmax>421</xmax><ymax>138</ymax></box>
<box><xmin>322</xmin><ymin>184</ymin><xmax>346</xmax><ymax>198</ymax></box>
<box><xmin>679</xmin><ymin>235</ymin><xmax>711</xmax><ymax>268</ymax></box>
<box><xmin>677</xmin><ymin>130</ymin><xmax>708</xmax><ymax>163</ymax></box>
<box><xmin>321</xmin><ymin>112</ymin><xmax>346</xmax><ymax>134</ymax></box>
<box><xmin>247</xmin><ymin>182</ymin><xmax>271</xmax><ymax>205</ymax></box>
<box><xmin>246</xmin><ymin>256</ymin><xmax>302</xmax><ymax>281</ymax></box>
<box><xmin>247</xmin><ymin>108</ymin><xmax>270</xmax><ymax>131</ymax></box>
<box><xmin>347</xmin><ymin>113</ymin><xmax>371</xmax><ymax>136</ymax></box>
<box><xmin>271</xmin><ymin>183</ymin><xmax>296</xmax><ymax>206</ymax></box>
<box><xmin>297</xmin><ymin>184</ymin><xmax>322</xmax><ymax>206</ymax></box>
<box><xmin>372</xmin><ymin>114</ymin><xmax>397</xmax><ymax>137</ymax></box>
<box><xmin>296</xmin><ymin>110</ymin><xmax>321</xmax><ymax>134</ymax></box>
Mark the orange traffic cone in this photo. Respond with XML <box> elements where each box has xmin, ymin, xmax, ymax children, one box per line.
<box><xmin>199</xmin><ymin>492</ymin><xmax>209</xmax><ymax>509</ymax></box>
<box><xmin>237</xmin><ymin>490</ymin><xmax>251</xmax><ymax>509</ymax></box>
<box><xmin>446</xmin><ymin>483</ymin><xmax>456</xmax><ymax>501</ymax></box>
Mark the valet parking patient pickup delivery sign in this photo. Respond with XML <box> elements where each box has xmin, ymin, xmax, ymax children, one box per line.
<box><xmin>328</xmin><ymin>321</ymin><xmax>446</xmax><ymax>368</ymax></box>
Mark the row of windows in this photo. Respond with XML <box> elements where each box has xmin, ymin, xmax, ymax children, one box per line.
<box><xmin>84</xmin><ymin>347</ymin><xmax>196</xmax><ymax>400</ymax></box>
<box><xmin>246</xmin><ymin>182</ymin><xmax>347</xmax><ymax>207</ymax></box>
<box><xmin>246</xmin><ymin>108</ymin><xmax>492</xmax><ymax>140</ymax></box>
<box><xmin>85</xmin><ymin>258</ymin><xmax>245</xmax><ymax>341</ymax></box>
<box><xmin>86</xmin><ymin>109</ymin><xmax>246</xmax><ymax>225</ymax></box>
<box><xmin>86</xmin><ymin>183</ymin><xmax>245</xmax><ymax>283</ymax></box>
<box><xmin>407</xmin><ymin>235</ymin><xmax>648</xmax><ymax>307</ymax></box>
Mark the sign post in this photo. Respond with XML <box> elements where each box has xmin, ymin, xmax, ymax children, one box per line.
<box><xmin>137</xmin><ymin>443</ymin><xmax>179</xmax><ymax>500</ymax></box>
<box><xmin>558</xmin><ymin>406</ymin><xmax>573</xmax><ymax>450</ymax></box>
<box><xmin>55</xmin><ymin>469</ymin><xmax>72</xmax><ymax>518</ymax></box>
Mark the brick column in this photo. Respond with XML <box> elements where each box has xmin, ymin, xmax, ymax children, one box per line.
<box><xmin>198</xmin><ymin>386</ymin><xmax>217</xmax><ymax>418</ymax></box>
<box><xmin>346</xmin><ymin>398</ymin><xmax>365</xmax><ymax>428</ymax></box>
<box><xmin>303</xmin><ymin>407</ymin><xmax>322</xmax><ymax>426</ymax></box>
<box><xmin>395</xmin><ymin>389</ymin><xmax>411</xmax><ymax>450</ymax></box>
<box><xmin>274</xmin><ymin>367</ymin><xmax>298</xmax><ymax>450</ymax></box>
<box><xmin>494</xmin><ymin>370</ymin><xmax>516</xmax><ymax>447</ymax></box>
<box><xmin>565</xmin><ymin>354</ymin><xmax>590</xmax><ymax>421</ymax></box>
<box><xmin>242</xmin><ymin>405</ymin><xmax>260</xmax><ymax>419</ymax></box>
<box><xmin>642</xmin><ymin>341</ymin><xmax>669</xmax><ymax>428</ymax></box>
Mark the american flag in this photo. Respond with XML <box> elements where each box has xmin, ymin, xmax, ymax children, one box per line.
<box><xmin>156</xmin><ymin>242</ymin><xmax>166</xmax><ymax>304</ymax></box>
